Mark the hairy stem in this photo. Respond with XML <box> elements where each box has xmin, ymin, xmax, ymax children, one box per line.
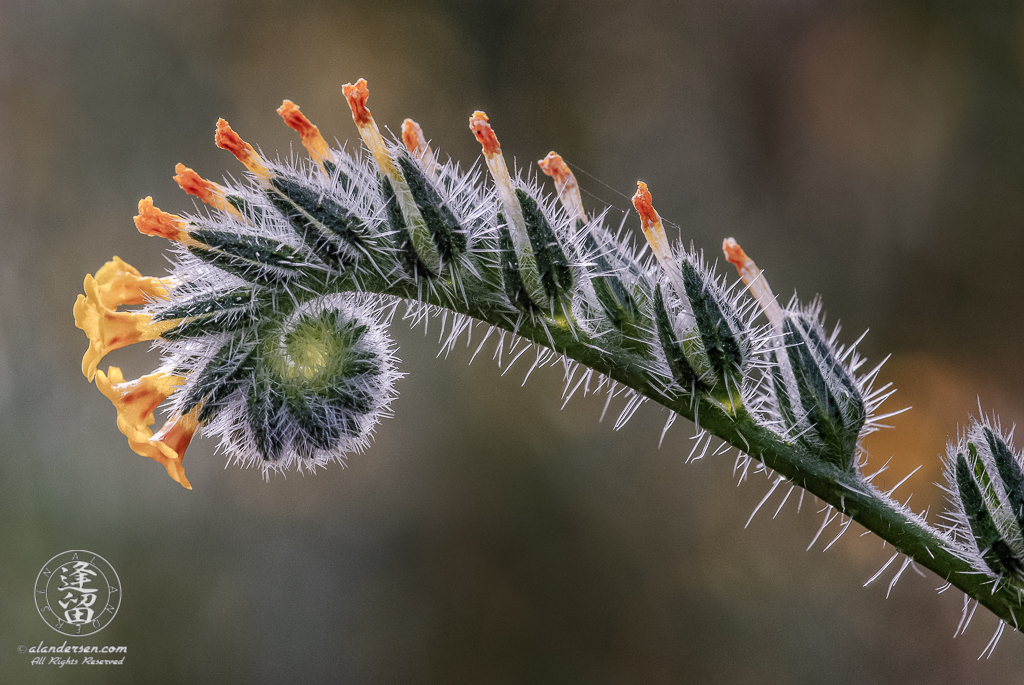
<box><xmin>314</xmin><ymin>265</ymin><xmax>1024</xmax><ymax>628</ymax></box>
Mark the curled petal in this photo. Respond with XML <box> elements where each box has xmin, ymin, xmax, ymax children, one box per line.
<box><xmin>95</xmin><ymin>366</ymin><xmax>181</xmax><ymax>444</ymax></box>
<box><xmin>150</xmin><ymin>410</ymin><xmax>199</xmax><ymax>490</ymax></box>
<box><xmin>94</xmin><ymin>256</ymin><xmax>173</xmax><ymax>309</ymax></box>
<box><xmin>75</xmin><ymin>272</ymin><xmax>178</xmax><ymax>381</ymax></box>
<box><xmin>94</xmin><ymin>367</ymin><xmax>192</xmax><ymax>489</ymax></box>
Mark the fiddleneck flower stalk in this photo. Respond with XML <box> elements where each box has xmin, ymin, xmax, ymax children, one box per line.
<box><xmin>72</xmin><ymin>76</ymin><xmax>1024</xmax><ymax>646</ymax></box>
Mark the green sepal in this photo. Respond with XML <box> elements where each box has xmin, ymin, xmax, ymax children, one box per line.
<box><xmin>681</xmin><ymin>260</ymin><xmax>744</xmax><ymax>410</ymax></box>
<box><xmin>956</xmin><ymin>452</ymin><xmax>1023</xmax><ymax>576</ymax></box>
<box><xmin>986</xmin><ymin>427</ymin><xmax>1024</xmax><ymax>530</ymax></box>
<box><xmin>179</xmin><ymin>339</ymin><xmax>258</xmax><ymax>423</ymax></box>
<box><xmin>783</xmin><ymin>313</ymin><xmax>864</xmax><ymax>470</ymax></box>
<box><xmin>653</xmin><ymin>284</ymin><xmax>703</xmax><ymax>392</ymax></box>
<box><xmin>497</xmin><ymin>213</ymin><xmax>537</xmax><ymax>313</ymax></box>
<box><xmin>379</xmin><ymin>174</ymin><xmax>436</xmax><ymax>279</ymax></box>
<box><xmin>397</xmin><ymin>154</ymin><xmax>466</xmax><ymax>261</ymax></box>
<box><xmin>268</xmin><ymin>174</ymin><xmax>366</xmax><ymax>268</ymax></box>
<box><xmin>968</xmin><ymin>442</ymin><xmax>1004</xmax><ymax>524</ymax></box>
<box><xmin>157</xmin><ymin>288</ymin><xmax>260</xmax><ymax>341</ymax></box>
<box><xmin>286</xmin><ymin>393</ymin><xmax>344</xmax><ymax>457</ymax></box>
<box><xmin>189</xmin><ymin>229</ymin><xmax>303</xmax><ymax>285</ymax></box>
<box><xmin>247</xmin><ymin>376</ymin><xmax>287</xmax><ymax>462</ymax></box>
<box><xmin>584</xmin><ymin>233</ymin><xmax>639</xmax><ymax>331</ymax></box>
<box><xmin>516</xmin><ymin>189</ymin><xmax>573</xmax><ymax>301</ymax></box>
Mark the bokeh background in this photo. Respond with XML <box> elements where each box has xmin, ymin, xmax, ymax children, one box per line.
<box><xmin>3</xmin><ymin>0</ymin><xmax>1024</xmax><ymax>682</ymax></box>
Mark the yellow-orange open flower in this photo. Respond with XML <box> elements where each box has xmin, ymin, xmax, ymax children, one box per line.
<box><xmin>94</xmin><ymin>256</ymin><xmax>174</xmax><ymax>308</ymax></box>
<box><xmin>150</xmin><ymin>410</ymin><xmax>200</xmax><ymax>489</ymax></box>
<box><xmin>74</xmin><ymin>258</ymin><xmax>178</xmax><ymax>381</ymax></box>
<box><xmin>95</xmin><ymin>367</ymin><xmax>193</xmax><ymax>489</ymax></box>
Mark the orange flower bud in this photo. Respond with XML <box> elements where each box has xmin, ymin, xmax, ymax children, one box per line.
<box><xmin>215</xmin><ymin>119</ymin><xmax>270</xmax><ymax>179</ymax></box>
<box><xmin>277</xmin><ymin>100</ymin><xmax>332</xmax><ymax>169</ymax></box>
<box><xmin>134</xmin><ymin>197</ymin><xmax>191</xmax><ymax>242</ymax></box>
<box><xmin>173</xmin><ymin>163</ymin><xmax>240</xmax><ymax>215</ymax></box>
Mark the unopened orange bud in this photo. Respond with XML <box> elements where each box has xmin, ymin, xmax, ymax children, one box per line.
<box><xmin>277</xmin><ymin>100</ymin><xmax>331</xmax><ymax>167</ymax></box>
<box><xmin>722</xmin><ymin>237</ymin><xmax>783</xmax><ymax>329</ymax></box>
<box><xmin>343</xmin><ymin>79</ymin><xmax>373</xmax><ymax>126</ymax></box>
<box><xmin>134</xmin><ymin>197</ymin><xmax>190</xmax><ymax>242</ymax></box>
<box><xmin>401</xmin><ymin>118</ymin><xmax>440</xmax><ymax>181</ymax></box>
<box><xmin>402</xmin><ymin>118</ymin><xmax>428</xmax><ymax>156</ymax></box>
<box><xmin>174</xmin><ymin>164</ymin><xmax>218</xmax><ymax>206</ymax></box>
<box><xmin>632</xmin><ymin>181</ymin><xmax>685</xmax><ymax>297</ymax></box>
<box><xmin>341</xmin><ymin>78</ymin><xmax>399</xmax><ymax>179</ymax></box>
<box><xmin>538</xmin><ymin>152</ymin><xmax>568</xmax><ymax>182</ymax></box>
<box><xmin>469</xmin><ymin>111</ymin><xmax>501</xmax><ymax>156</ymax></box>
<box><xmin>539</xmin><ymin>152</ymin><xmax>584</xmax><ymax>222</ymax></box>
<box><xmin>722</xmin><ymin>238</ymin><xmax>750</xmax><ymax>274</ymax></box>
<box><xmin>632</xmin><ymin>182</ymin><xmax>670</xmax><ymax>261</ymax></box>
<box><xmin>215</xmin><ymin>119</ymin><xmax>270</xmax><ymax>178</ymax></box>
<box><xmin>632</xmin><ymin>182</ymin><xmax>659</xmax><ymax>231</ymax></box>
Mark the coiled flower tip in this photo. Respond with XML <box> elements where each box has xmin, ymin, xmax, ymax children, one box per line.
<box><xmin>72</xmin><ymin>75</ymin><xmax>1024</xmax><ymax>646</ymax></box>
<box><xmin>72</xmin><ymin>78</ymin><xmax>853</xmax><ymax>493</ymax></box>
<box><xmin>197</xmin><ymin>297</ymin><xmax>400</xmax><ymax>476</ymax></box>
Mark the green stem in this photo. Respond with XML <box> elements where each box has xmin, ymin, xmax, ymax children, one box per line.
<box><xmin>312</xmin><ymin>265</ymin><xmax>1024</xmax><ymax>628</ymax></box>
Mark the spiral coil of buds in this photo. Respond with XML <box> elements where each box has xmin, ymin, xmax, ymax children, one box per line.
<box><xmin>70</xmin><ymin>78</ymin><xmax>889</xmax><ymax>490</ymax></box>
<box><xmin>74</xmin><ymin>76</ymin><xmax>1024</xmax><ymax>642</ymax></box>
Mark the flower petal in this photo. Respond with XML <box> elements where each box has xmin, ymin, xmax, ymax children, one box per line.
<box><xmin>95</xmin><ymin>366</ymin><xmax>181</xmax><ymax>444</ymax></box>
<box><xmin>150</xmin><ymin>410</ymin><xmax>199</xmax><ymax>490</ymax></box>
<box><xmin>75</xmin><ymin>271</ymin><xmax>178</xmax><ymax>381</ymax></box>
<box><xmin>94</xmin><ymin>256</ymin><xmax>173</xmax><ymax>309</ymax></box>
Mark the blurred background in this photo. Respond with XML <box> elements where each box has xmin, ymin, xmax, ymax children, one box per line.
<box><xmin>3</xmin><ymin>0</ymin><xmax>1024</xmax><ymax>682</ymax></box>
